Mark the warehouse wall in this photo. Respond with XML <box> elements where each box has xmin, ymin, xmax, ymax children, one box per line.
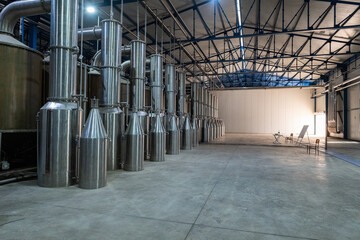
<box><xmin>326</xmin><ymin>56</ymin><xmax>360</xmax><ymax>141</ymax></box>
<box><xmin>213</xmin><ymin>88</ymin><xmax>315</xmax><ymax>135</ymax></box>
<box><xmin>347</xmin><ymin>84</ymin><xmax>360</xmax><ymax>141</ymax></box>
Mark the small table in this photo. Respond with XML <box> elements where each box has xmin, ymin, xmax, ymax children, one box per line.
<box><xmin>273</xmin><ymin>134</ymin><xmax>282</xmax><ymax>144</ymax></box>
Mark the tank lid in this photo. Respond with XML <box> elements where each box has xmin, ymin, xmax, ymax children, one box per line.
<box><xmin>0</xmin><ymin>34</ymin><xmax>43</xmax><ymax>57</ymax></box>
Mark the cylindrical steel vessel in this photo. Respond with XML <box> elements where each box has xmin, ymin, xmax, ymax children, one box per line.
<box><xmin>177</xmin><ymin>71</ymin><xmax>185</xmax><ymax>117</ymax></box>
<box><xmin>166</xmin><ymin>115</ymin><xmax>180</xmax><ymax>155</ymax></box>
<box><xmin>79</xmin><ymin>101</ymin><xmax>107</xmax><ymax>189</ymax></box>
<box><xmin>208</xmin><ymin>119</ymin><xmax>213</xmax><ymax>141</ymax></box>
<box><xmin>130</xmin><ymin>40</ymin><xmax>146</xmax><ymax>112</ymax></box>
<box><xmin>38</xmin><ymin>0</ymin><xmax>80</xmax><ymax>187</ymax></box>
<box><xmin>181</xmin><ymin>115</ymin><xmax>193</xmax><ymax>150</ymax></box>
<box><xmin>100</xmin><ymin>19</ymin><xmax>123</xmax><ymax>170</ymax></box>
<box><xmin>0</xmin><ymin>34</ymin><xmax>43</xmax><ymax>130</ymax></box>
<box><xmin>129</xmin><ymin>40</ymin><xmax>148</xmax><ymax>160</ymax></box>
<box><xmin>150</xmin><ymin>54</ymin><xmax>163</xmax><ymax>113</ymax></box>
<box><xmin>192</xmin><ymin>118</ymin><xmax>199</xmax><ymax>147</ymax></box>
<box><xmin>191</xmin><ymin>82</ymin><xmax>198</xmax><ymax>119</ymax></box>
<box><xmin>202</xmin><ymin>118</ymin><xmax>209</xmax><ymax>142</ymax></box>
<box><xmin>101</xmin><ymin>19</ymin><xmax>122</xmax><ymax>107</ymax></box>
<box><xmin>165</xmin><ymin>64</ymin><xmax>176</xmax><ymax>115</ymax></box>
<box><xmin>149</xmin><ymin>114</ymin><xmax>165</xmax><ymax>162</ymax></box>
<box><xmin>198</xmin><ymin>85</ymin><xmax>203</xmax><ymax>119</ymax></box>
<box><xmin>99</xmin><ymin>107</ymin><xmax>122</xmax><ymax>170</ymax></box>
<box><xmin>124</xmin><ymin>112</ymin><xmax>144</xmax><ymax>171</ymax></box>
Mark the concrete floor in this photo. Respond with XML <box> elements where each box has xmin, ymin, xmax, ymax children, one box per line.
<box><xmin>1</xmin><ymin>136</ymin><xmax>360</xmax><ymax>240</ymax></box>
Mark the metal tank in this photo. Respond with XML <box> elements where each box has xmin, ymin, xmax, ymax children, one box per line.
<box><xmin>165</xmin><ymin>64</ymin><xmax>180</xmax><ymax>154</ymax></box>
<box><xmin>212</xmin><ymin>95</ymin><xmax>217</xmax><ymax>139</ymax></box>
<box><xmin>208</xmin><ymin>119</ymin><xmax>213</xmax><ymax>141</ymax></box>
<box><xmin>192</xmin><ymin>117</ymin><xmax>199</xmax><ymax>147</ymax></box>
<box><xmin>129</xmin><ymin>40</ymin><xmax>148</xmax><ymax>160</ymax></box>
<box><xmin>99</xmin><ymin>19</ymin><xmax>123</xmax><ymax>171</ymax></box>
<box><xmin>166</xmin><ymin>115</ymin><xmax>180</xmax><ymax>155</ymax></box>
<box><xmin>165</xmin><ymin>64</ymin><xmax>177</xmax><ymax>115</ymax></box>
<box><xmin>0</xmin><ymin>34</ymin><xmax>43</xmax><ymax>130</ymax></box>
<box><xmin>181</xmin><ymin>115</ymin><xmax>193</xmax><ymax>150</ymax></box>
<box><xmin>79</xmin><ymin>99</ymin><xmax>107</xmax><ymax>189</ymax></box>
<box><xmin>38</xmin><ymin>0</ymin><xmax>81</xmax><ymax>187</ymax></box>
<box><xmin>177</xmin><ymin>70</ymin><xmax>186</xmax><ymax>126</ymax></box>
<box><xmin>124</xmin><ymin>112</ymin><xmax>144</xmax><ymax>171</ymax></box>
<box><xmin>149</xmin><ymin>114</ymin><xmax>165</xmax><ymax>162</ymax></box>
<box><xmin>149</xmin><ymin>54</ymin><xmax>166</xmax><ymax>162</ymax></box>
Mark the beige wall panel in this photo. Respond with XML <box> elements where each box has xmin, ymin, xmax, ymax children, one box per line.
<box><xmin>215</xmin><ymin>88</ymin><xmax>314</xmax><ymax>135</ymax></box>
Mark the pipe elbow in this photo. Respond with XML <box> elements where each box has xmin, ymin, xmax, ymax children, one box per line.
<box><xmin>0</xmin><ymin>0</ymin><xmax>51</xmax><ymax>36</ymax></box>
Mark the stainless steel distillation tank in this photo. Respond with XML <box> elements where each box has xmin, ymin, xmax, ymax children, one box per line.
<box><xmin>191</xmin><ymin>82</ymin><xmax>199</xmax><ymax>147</ymax></box>
<box><xmin>124</xmin><ymin>40</ymin><xmax>146</xmax><ymax>170</ymax></box>
<box><xmin>79</xmin><ymin>99</ymin><xmax>107</xmax><ymax>189</ymax></box>
<box><xmin>0</xmin><ymin>0</ymin><xmax>51</xmax><ymax>169</ymax></box>
<box><xmin>202</xmin><ymin>89</ymin><xmax>209</xmax><ymax>142</ymax></box>
<box><xmin>38</xmin><ymin>0</ymin><xmax>82</xmax><ymax>187</ymax></box>
<box><xmin>178</xmin><ymin>70</ymin><xmax>192</xmax><ymax>149</ymax></box>
<box><xmin>177</xmin><ymin>70</ymin><xmax>186</xmax><ymax>130</ymax></box>
<box><xmin>99</xmin><ymin>19</ymin><xmax>123</xmax><ymax>171</ymax></box>
<box><xmin>165</xmin><ymin>64</ymin><xmax>180</xmax><ymax>155</ymax></box>
<box><xmin>149</xmin><ymin>54</ymin><xmax>165</xmax><ymax>162</ymax></box>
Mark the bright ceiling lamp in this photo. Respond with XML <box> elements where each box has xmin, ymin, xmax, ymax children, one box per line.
<box><xmin>86</xmin><ymin>6</ymin><xmax>96</xmax><ymax>14</ymax></box>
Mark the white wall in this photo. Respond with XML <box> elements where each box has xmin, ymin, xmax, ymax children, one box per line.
<box><xmin>213</xmin><ymin>88</ymin><xmax>315</xmax><ymax>135</ymax></box>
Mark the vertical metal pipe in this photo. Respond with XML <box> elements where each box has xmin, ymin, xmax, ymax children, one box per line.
<box><xmin>38</xmin><ymin>0</ymin><xmax>80</xmax><ymax>187</ymax></box>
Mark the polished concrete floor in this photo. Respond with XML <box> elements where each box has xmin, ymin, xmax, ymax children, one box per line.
<box><xmin>1</xmin><ymin>135</ymin><xmax>360</xmax><ymax>240</ymax></box>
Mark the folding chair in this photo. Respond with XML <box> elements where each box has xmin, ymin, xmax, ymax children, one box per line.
<box><xmin>285</xmin><ymin>133</ymin><xmax>293</xmax><ymax>144</ymax></box>
<box><xmin>307</xmin><ymin>139</ymin><xmax>320</xmax><ymax>155</ymax></box>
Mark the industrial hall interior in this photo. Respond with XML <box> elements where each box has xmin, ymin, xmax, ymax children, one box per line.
<box><xmin>1</xmin><ymin>0</ymin><xmax>360</xmax><ymax>239</ymax></box>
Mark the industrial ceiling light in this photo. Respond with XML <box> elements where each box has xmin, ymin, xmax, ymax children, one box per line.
<box><xmin>86</xmin><ymin>6</ymin><xmax>96</xmax><ymax>14</ymax></box>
